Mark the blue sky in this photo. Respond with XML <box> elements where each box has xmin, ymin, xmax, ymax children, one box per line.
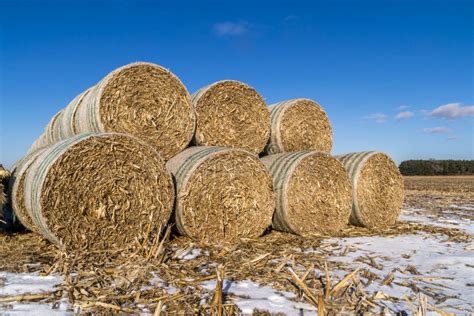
<box><xmin>1</xmin><ymin>0</ymin><xmax>473</xmax><ymax>168</ymax></box>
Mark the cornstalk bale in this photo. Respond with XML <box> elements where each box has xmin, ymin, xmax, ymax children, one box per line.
<box><xmin>191</xmin><ymin>80</ymin><xmax>270</xmax><ymax>154</ymax></box>
<box><xmin>261</xmin><ymin>151</ymin><xmax>352</xmax><ymax>236</ymax></box>
<box><xmin>27</xmin><ymin>111</ymin><xmax>62</xmax><ymax>154</ymax></box>
<box><xmin>70</xmin><ymin>62</ymin><xmax>195</xmax><ymax>160</ymax></box>
<box><xmin>23</xmin><ymin>132</ymin><xmax>175</xmax><ymax>251</ymax></box>
<box><xmin>336</xmin><ymin>151</ymin><xmax>404</xmax><ymax>228</ymax></box>
<box><xmin>60</xmin><ymin>88</ymin><xmax>92</xmax><ymax>138</ymax></box>
<box><xmin>9</xmin><ymin>149</ymin><xmax>48</xmax><ymax>231</ymax></box>
<box><xmin>166</xmin><ymin>146</ymin><xmax>275</xmax><ymax>244</ymax></box>
<box><xmin>265</xmin><ymin>99</ymin><xmax>333</xmax><ymax>155</ymax></box>
<box><xmin>0</xmin><ymin>165</ymin><xmax>10</xmax><ymax>223</ymax></box>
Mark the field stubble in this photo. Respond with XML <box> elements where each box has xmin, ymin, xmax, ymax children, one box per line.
<box><xmin>0</xmin><ymin>176</ymin><xmax>472</xmax><ymax>314</ymax></box>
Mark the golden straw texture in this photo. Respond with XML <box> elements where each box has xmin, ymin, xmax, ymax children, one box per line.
<box><xmin>192</xmin><ymin>80</ymin><xmax>270</xmax><ymax>154</ymax></box>
<box><xmin>28</xmin><ymin>62</ymin><xmax>195</xmax><ymax>160</ymax></box>
<box><xmin>262</xmin><ymin>151</ymin><xmax>352</xmax><ymax>235</ymax></box>
<box><xmin>337</xmin><ymin>151</ymin><xmax>404</xmax><ymax>228</ymax></box>
<box><xmin>166</xmin><ymin>146</ymin><xmax>275</xmax><ymax>244</ymax></box>
<box><xmin>22</xmin><ymin>133</ymin><xmax>175</xmax><ymax>251</ymax></box>
<box><xmin>266</xmin><ymin>99</ymin><xmax>333</xmax><ymax>155</ymax></box>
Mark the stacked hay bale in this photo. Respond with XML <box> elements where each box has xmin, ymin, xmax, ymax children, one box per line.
<box><xmin>166</xmin><ymin>146</ymin><xmax>275</xmax><ymax>244</ymax></box>
<box><xmin>28</xmin><ymin>62</ymin><xmax>196</xmax><ymax>160</ymax></box>
<box><xmin>10</xmin><ymin>149</ymin><xmax>47</xmax><ymax>231</ymax></box>
<box><xmin>192</xmin><ymin>80</ymin><xmax>270</xmax><ymax>154</ymax></box>
<box><xmin>265</xmin><ymin>99</ymin><xmax>333</xmax><ymax>155</ymax></box>
<box><xmin>261</xmin><ymin>151</ymin><xmax>352</xmax><ymax>235</ymax></box>
<box><xmin>17</xmin><ymin>133</ymin><xmax>175</xmax><ymax>251</ymax></box>
<box><xmin>0</xmin><ymin>165</ymin><xmax>10</xmax><ymax>224</ymax></box>
<box><xmin>337</xmin><ymin>151</ymin><xmax>404</xmax><ymax>228</ymax></box>
<box><xmin>16</xmin><ymin>60</ymin><xmax>404</xmax><ymax>247</ymax></box>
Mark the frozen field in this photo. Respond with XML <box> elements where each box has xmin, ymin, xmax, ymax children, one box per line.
<box><xmin>0</xmin><ymin>176</ymin><xmax>473</xmax><ymax>314</ymax></box>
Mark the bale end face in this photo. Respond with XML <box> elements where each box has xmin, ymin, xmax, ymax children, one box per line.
<box><xmin>98</xmin><ymin>63</ymin><xmax>196</xmax><ymax>160</ymax></box>
<box><xmin>267</xmin><ymin>99</ymin><xmax>333</xmax><ymax>155</ymax></box>
<box><xmin>192</xmin><ymin>80</ymin><xmax>270</xmax><ymax>154</ymax></box>
<box><xmin>167</xmin><ymin>147</ymin><xmax>275</xmax><ymax>244</ymax></box>
<box><xmin>338</xmin><ymin>151</ymin><xmax>404</xmax><ymax>229</ymax></box>
<box><xmin>25</xmin><ymin>133</ymin><xmax>175</xmax><ymax>252</ymax></box>
<box><xmin>355</xmin><ymin>152</ymin><xmax>404</xmax><ymax>228</ymax></box>
<box><xmin>262</xmin><ymin>151</ymin><xmax>352</xmax><ymax>236</ymax></box>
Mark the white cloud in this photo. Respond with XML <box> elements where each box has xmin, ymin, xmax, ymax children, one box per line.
<box><xmin>364</xmin><ymin>113</ymin><xmax>387</xmax><ymax>123</ymax></box>
<box><xmin>213</xmin><ymin>21</ymin><xmax>249</xmax><ymax>37</ymax></box>
<box><xmin>395</xmin><ymin>111</ymin><xmax>414</xmax><ymax>120</ymax></box>
<box><xmin>429</xmin><ymin>103</ymin><xmax>474</xmax><ymax>119</ymax></box>
<box><xmin>447</xmin><ymin>136</ymin><xmax>460</xmax><ymax>141</ymax></box>
<box><xmin>398</xmin><ymin>105</ymin><xmax>410</xmax><ymax>110</ymax></box>
<box><xmin>423</xmin><ymin>127</ymin><xmax>451</xmax><ymax>134</ymax></box>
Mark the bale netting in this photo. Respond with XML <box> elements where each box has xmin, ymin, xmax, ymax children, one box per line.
<box><xmin>10</xmin><ymin>149</ymin><xmax>48</xmax><ymax>232</ymax></box>
<box><xmin>28</xmin><ymin>110</ymin><xmax>63</xmax><ymax>154</ymax></box>
<box><xmin>60</xmin><ymin>88</ymin><xmax>92</xmax><ymax>138</ymax></box>
<box><xmin>22</xmin><ymin>132</ymin><xmax>175</xmax><ymax>252</ymax></box>
<box><xmin>336</xmin><ymin>151</ymin><xmax>404</xmax><ymax>229</ymax></box>
<box><xmin>166</xmin><ymin>146</ymin><xmax>275</xmax><ymax>244</ymax></box>
<box><xmin>30</xmin><ymin>62</ymin><xmax>194</xmax><ymax>160</ymax></box>
<box><xmin>191</xmin><ymin>80</ymin><xmax>270</xmax><ymax>154</ymax></box>
<box><xmin>265</xmin><ymin>99</ymin><xmax>333</xmax><ymax>155</ymax></box>
<box><xmin>261</xmin><ymin>151</ymin><xmax>352</xmax><ymax>236</ymax></box>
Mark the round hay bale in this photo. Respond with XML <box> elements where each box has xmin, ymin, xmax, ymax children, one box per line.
<box><xmin>23</xmin><ymin>132</ymin><xmax>175</xmax><ymax>251</ymax></box>
<box><xmin>261</xmin><ymin>151</ymin><xmax>352</xmax><ymax>235</ymax></box>
<box><xmin>166</xmin><ymin>146</ymin><xmax>275</xmax><ymax>244</ymax></box>
<box><xmin>28</xmin><ymin>136</ymin><xmax>46</xmax><ymax>154</ymax></box>
<box><xmin>60</xmin><ymin>88</ymin><xmax>92</xmax><ymax>138</ymax></box>
<box><xmin>336</xmin><ymin>151</ymin><xmax>404</xmax><ymax>228</ymax></box>
<box><xmin>27</xmin><ymin>111</ymin><xmax>63</xmax><ymax>154</ymax></box>
<box><xmin>0</xmin><ymin>165</ymin><xmax>10</xmax><ymax>223</ymax></box>
<box><xmin>73</xmin><ymin>62</ymin><xmax>195</xmax><ymax>160</ymax></box>
<box><xmin>191</xmin><ymin>80</ymin><xmax>270</xmax><ymax>154</ymax></box>
<box><xmin>10</xmin><ymin>150</ymin><xmax>47</xmax><ymax>231</ymax></box>
<box><xmin>265</xmin><ymin>99</ymin><xmax>333</xmax><ymax>155</ymax></box>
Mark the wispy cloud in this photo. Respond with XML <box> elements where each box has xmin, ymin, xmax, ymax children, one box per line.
<box><xmin>213</xmin><ymin>21</ymin><xmax>249</xmax><ymax>37</ymax></box>
<box><xmin>398</xmin><ymin>105</ymin><xmax>410</xmax><ymax>110</ymax></box>
<box><xmin>447</xmin><ymin>136</ymin><xmax>460</xmax><ymax>141</ymax></box>
<box><xmin>423</xmin><ymin>127</ymin><xmax>451</xmax><ymax>134</ymax></box>
<box><xmin>429</xmin><ymin>103</ymin><xmax>474</xmax><ymax>119</ymax></box>
<box><xmin>395</xmin><ymin>111</ymin><xmax>414</xmax><ymax>120</ymax></box>
<box><xmin>364</xmin><ymin>113</ymin><xmax>387</xmax><ymax>123</ymax></box>
<box><xmin>284</xmin><ymin>14</ymin><xmax>298</xmax><ymax>22</ymax></box>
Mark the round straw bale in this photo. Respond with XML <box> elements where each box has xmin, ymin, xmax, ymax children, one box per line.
<box><xmin>191</xmin><ymin>80</ymin><xmax>270</xmax><ymax>154</ymax></box>
<box><xmin>261</xmin><ymin>151</ymin><xmax>352</xmax><ymax>235</ymax></box>
<box><xmin>265</xmin><ymin>99</ymin><xmax>333</xmax><ymax>155</ymax></box>
<box><xmin>0</xmin><ymin>165</ymin><xmax>10</xmax><ymax>222</ymax></box>
<box><xmin>73</xmin><ymin>62</ymin><xmax>195</xmax><ymax>160</ymax></box>
<box><xmin>45</xmin><ymin>110</ymin><xmax>64</xmax><ymax>145</ymax></box>
<box><xmin>60</xmin><ymin>88</ymin><xmax>92</xmax><ymax>138</ymax></box>
<box><xmin>23</xmin><ymin>133</ymin><xmax>174</xmax><ymax>251</ymax></box>
<box><xmin>10</xmin><ymin>150</ymin><xmax>47</xmax><ymax>231</ymax></box>
<box><xmin>27</xmin><ymin>111</ymin><xmax>62</xmax><ymax>154</ymax></box>
<box><xmin>166</xmin><ymin>146</ymin><xmax>275</xmax><ymax>244</ymax></box>
<box><xmin>336</xmin><ymin>151</ymin><xmax>404</xmax><ymax>228</ymax></box>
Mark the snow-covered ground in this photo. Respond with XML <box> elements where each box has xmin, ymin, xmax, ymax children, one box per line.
<box><xmin>1</xmin><ymin>205</ymin><xmax>472</xmax><ymax>314</ymax></box>
<box><xmin>0</xmin><ymin>272</ymin><xmax>69</xmax><ymax>315</ymax></box>
<box><xmin>201</xmin><ymin>279</ymin><xmax>317</xmax><ymax>315</ymax></box>
<box><xmin>321</xmin><ymin>233</ymin><xmax>473</xmax><ymax>313</ymax></box>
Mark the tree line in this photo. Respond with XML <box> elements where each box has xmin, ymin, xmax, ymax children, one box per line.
<box><xmin>399</xmin><ymin>159</ymin><xmax>474</xmax><ymax>176</ymax></box>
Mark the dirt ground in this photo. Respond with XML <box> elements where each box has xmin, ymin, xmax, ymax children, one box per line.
<box><xmin>0</xmin><ymin>176</ymin><xmax>473</xmax><ymax>315</ymax></box>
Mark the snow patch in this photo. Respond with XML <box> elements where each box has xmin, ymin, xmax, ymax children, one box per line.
<box><xmin>201</xmin><ymin>279</ymin><xmax>316</xmax><ymax>315</ymax></box>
